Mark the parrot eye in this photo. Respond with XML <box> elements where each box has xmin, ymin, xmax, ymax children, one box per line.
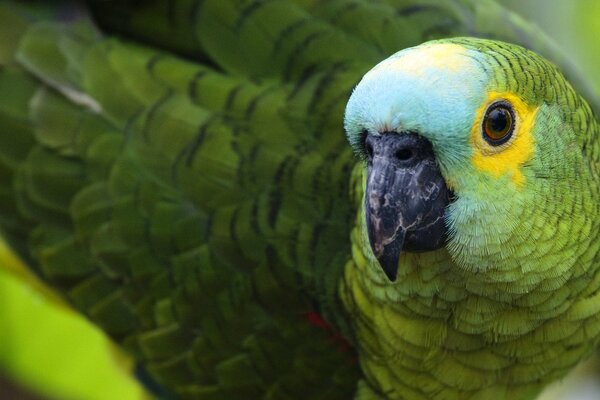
<box><xmin>482</xmin><ymin>101</ymin><xmax>515</xmax><ymax>145</ymax></box>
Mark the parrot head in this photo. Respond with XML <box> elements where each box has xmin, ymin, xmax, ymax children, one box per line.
<box><xmin>344</xmin><ymin>38</ymin><xmax>598</xmax><ymax>283</ymax></box>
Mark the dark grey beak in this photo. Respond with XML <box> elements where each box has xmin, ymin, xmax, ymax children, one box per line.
<box><xmin>365</xmin><ymin>132</ymin><xmax>450</xmax><ymax>282</ymax></box>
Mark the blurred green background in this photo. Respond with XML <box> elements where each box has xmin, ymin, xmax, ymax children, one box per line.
<box><xmin>0</xmin><ymin>1</ymin><xmax>599</xmax><ymax>400</ymax></box>
<box><xmin>500</xmin><ymin>0</ymin><xmax>600</xmax><ymax>95</ymax></box>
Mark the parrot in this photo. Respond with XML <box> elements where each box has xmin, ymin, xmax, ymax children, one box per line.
<box><xmin>0</xmin><ymin>1</ymin><xmax>599</xmax><ymax>399</ymax></box>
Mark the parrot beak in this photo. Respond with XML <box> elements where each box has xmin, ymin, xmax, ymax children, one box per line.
<box><xmin>365</xmin><ymin>132</ymin><xmax>450</xmax><ymax>282</ymax></box>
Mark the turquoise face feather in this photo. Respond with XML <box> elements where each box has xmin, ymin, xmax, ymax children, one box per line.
<box><xmin>345</xmin><ymin>42</ymin><xmax>487</xmax><ymax>167</ymax></box>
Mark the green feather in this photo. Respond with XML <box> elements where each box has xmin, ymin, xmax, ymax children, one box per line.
<box><xmin>0</xmin><ymin>1</ymin><xmax>599</xmax><ymax>399</ymax></box>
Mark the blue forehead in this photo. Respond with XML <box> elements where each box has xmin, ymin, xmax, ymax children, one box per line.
<box><xmin>345</xmin><ymin>43</ymin><xmax>489</xmax><ymax>148</ymax></box>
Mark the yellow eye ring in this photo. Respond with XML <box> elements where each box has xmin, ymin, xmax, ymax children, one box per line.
<box><xmin>482</xmin><ymin>100</ymin><xmax>515</xmax><ymax>145</ymax></box>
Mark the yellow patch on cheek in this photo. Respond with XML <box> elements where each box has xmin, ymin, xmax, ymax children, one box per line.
<box><xmin>471</xmin><ymin>92</ymin><xmax>539</xmax><ymax>188</ymax></box>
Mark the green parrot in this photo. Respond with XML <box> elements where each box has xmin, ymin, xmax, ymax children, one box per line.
<box><xmin>0</xmin><ymin>1</ymin><xmax>599</xmax><ymax>400</ymax></box>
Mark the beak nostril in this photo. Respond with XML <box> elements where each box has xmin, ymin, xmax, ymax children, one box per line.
<box><xmin>396</xmin><ymin>148</ymin><xmax>413</xmax><ymax>161</ymax></box>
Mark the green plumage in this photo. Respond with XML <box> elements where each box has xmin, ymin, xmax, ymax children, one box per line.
<box><xmin>343</xmin><ymin>38</ymin><xmax>600</xmax><ymax>399</ymax></box>
<box><xmin>0</xmin><ymin>1</ymin><xmax>598</xmax><ymax>399</ymax></box>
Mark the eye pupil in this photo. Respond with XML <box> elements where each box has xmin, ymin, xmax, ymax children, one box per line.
<box><xmin>483</xmin><ymin>101</ymin><xmax>514</xmax><ymax>145</ymax></box>
<box><xmin>489</xmin><ymin>109</ymin><xmax>508</xmax><ymax>133</ymax></box>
